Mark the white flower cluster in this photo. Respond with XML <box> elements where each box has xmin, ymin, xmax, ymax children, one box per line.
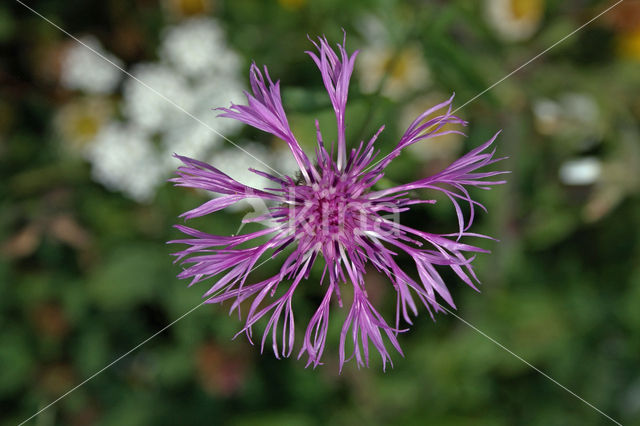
<box><xmin>59</xmin><ymin>19</ymin><xmax>291</xmax><ymax>203</ymax></box>
<box><xmin>85</xmin><ymin>124</ymin><xmax>166</xmax><ymax>201</ymax></box>
<box><xmin>60</xmin><ymin>36</ymin><xmax>123</xmax><ymax>94</ymax></box>
<box><xmin>160</xmin><ymin>18</ymin><xmax>241</xmax><ymax>78</ymax></box>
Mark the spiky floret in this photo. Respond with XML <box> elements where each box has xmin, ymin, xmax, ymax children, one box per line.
<box><xmin>170</xmin><ymin>35</ymin><xmax>507</xmax><ymax>370</ymax></box>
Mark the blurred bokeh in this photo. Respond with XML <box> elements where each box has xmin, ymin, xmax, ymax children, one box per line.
<box><xmin>2</xmin><ymin>0</ymin><xmax>640</xmax><ymax>424</ymax></box>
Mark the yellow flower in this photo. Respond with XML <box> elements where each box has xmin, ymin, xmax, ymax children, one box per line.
<box><xmin>163</xmin><ymin>0</ymin><xmax>212</xmax><ymax>18</ymax></box>
<box><xmin>617</xmin><ymin>28</ymin><xmax>640</xmax><ymax>60</ymax></box>
<box><xmin>54</xmin><ymin>97</ymin><xmax>112</xmax><ymax>154</ymax></box>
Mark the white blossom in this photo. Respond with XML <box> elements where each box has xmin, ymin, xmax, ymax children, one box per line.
<box><xmin>209</xmin><ymin>143</ymin><xmax>272</xmax><ymax>189</ymax></box>
<box><xmin>123</xmin><ymin>64</ymin><xmax>194</xmax><ymax>133</ymax></box>
<box><xmin>77</xmin><ymin>18</ymin><xmax>274</xmax><ymax>203</ymax></box>
<box><xmin>85</xmin><ymin>124</ymin><xmax>165</xmax><ymax>202</ymax></box>
<box><xmin>160</xmin><ymin>18</ymin><xmax>241</xmax><ymax>78</ymax></box>
<box><xmin>356</xmin><ymin>16</ymin><xmax>430</xmax><ymax>100</ymax></box>
<box><xmin>559</xmin><ymin>157</ymin><xmax>602</xmax><ymax>186</ymax></box>
<box><xmin>485</xmin><ymin>0</ymin><xmax>544</xmax><ymax>42</ymax></box>
<box><xmin>60</xmin><ymin>36</ymin><xmax>122</xmax><ymax>94</ymax></box>
<box><xmin>162</xmin><ymin>78</ymin><xmax>245</xmax><ymax>169</ymax></box>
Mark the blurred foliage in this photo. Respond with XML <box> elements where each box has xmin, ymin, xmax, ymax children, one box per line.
<box><xmin>2</xmin><ymin>0</ymin><xmax>640</xmax><ymax>425</ymax></box>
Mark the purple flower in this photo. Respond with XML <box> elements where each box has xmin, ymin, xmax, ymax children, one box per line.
<box><xmin>170</xmin><ymin>35</ymin><xmax>507</xmax><ymax>370</ymax></box>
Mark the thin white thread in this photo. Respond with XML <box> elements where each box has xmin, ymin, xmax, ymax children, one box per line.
<box><xmin>363</xmin><ymin>0</ymin><xmax>624</xmax><ymax>174</ymax></box>
<box><xmin>357</xmin><ymin>250</ymin><xmax>623</xmax><ymax>424</ymax></box>
<box><xmin>15</xmin><ymin>0</ymin><xmax>284</xmax><ymax>178</ymax></box>
<box><xmin>451</xmin><ymin>0</ymin><xmax>624</xmax><ymax>114</ymax></box>
<box><xmin>441</xmin><ymin>306</ymin><xmax>623</xmax><ymax>425</ymax></box>
<box><xmin>16</xmin><ymin>1</ymin><xmax>626</xmax><ymax>425</ymax></box>
<box><xmin>18</xmin><ymin>255</ymin><xmax>276</xmax><ymax>425</ymax></box>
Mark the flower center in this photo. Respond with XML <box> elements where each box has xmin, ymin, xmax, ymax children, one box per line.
<box><xmin>291</xmin><ymin>182</ymin><xmax>360</xmax><ymax>245</ymax></box>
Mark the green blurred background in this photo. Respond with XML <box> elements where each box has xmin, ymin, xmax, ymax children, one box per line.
<box><xmin>2</xmin><ymin>0</ymin><xmax>640</xmax><ymax>424</ymax></box>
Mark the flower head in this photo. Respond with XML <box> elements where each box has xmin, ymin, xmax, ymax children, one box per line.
<box><xmin>88</xmin><ymin>123</ymin><xmax>165</xmax><ymax>202</ymax></box>
<box><xmin>484</xmin><ymin>0</ymin><xmax>544</xmax><ymax>42</ymax></box>
<box><xmin>60</xmin><ymin>36</ymin><xmax>122</xmax><ymax>94</ymax></box>
<box><xmin>77</xmin><ymin>18</ymin><xmax>244</xmax><ymax>203</ymax></box>
<box><xmin>170</xmin><ymin>35</ymin><xmax>507</xmax><ymax>370</ymax></box>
